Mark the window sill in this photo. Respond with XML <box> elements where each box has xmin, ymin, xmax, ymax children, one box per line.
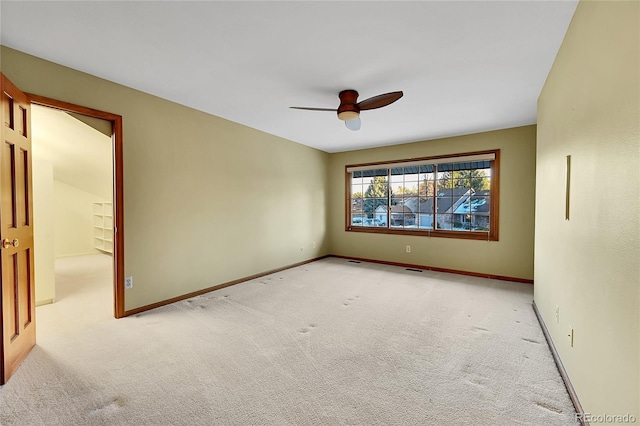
<box><xmin>345</xmin><ymin>226</ymin><xmax>498</xmax><ymax>241</ymax></box>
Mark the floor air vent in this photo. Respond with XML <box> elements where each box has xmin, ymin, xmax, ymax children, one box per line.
<box><xmin>348</xmin><ymin>260</ymin><xmax>362</xmax><ymax>264</ymax></box>
<box><xmin>406</xmin><ymin>268</ymin><xmax>423</xmax><ymax>272</ymax></box>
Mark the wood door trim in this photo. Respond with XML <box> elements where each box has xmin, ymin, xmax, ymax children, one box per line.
<box><xmin>27</xmin><ymin>94</ymin><xmax>125</xmax><ymax>319</ymax></box>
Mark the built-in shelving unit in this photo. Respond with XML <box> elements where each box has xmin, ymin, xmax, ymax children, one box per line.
<box><xmin>93</xmin><ymin>202</ymin><xmax>113</xmax><ymax>254</ymax></box>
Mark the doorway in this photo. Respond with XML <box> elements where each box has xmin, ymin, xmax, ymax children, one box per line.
<box><xmin>32</xmin><ymin>104</ymin><xmax>113</xmax><ymax>322</ymax></box>
<box><xmin>1</xmin><ymin>74</ymin><xmax>124</xmax><ymax>385</ymax></box>
<box><xmin>29</xmin><ymin>95</ymin><xmax>124</xmax><ymax>318</ymax></box>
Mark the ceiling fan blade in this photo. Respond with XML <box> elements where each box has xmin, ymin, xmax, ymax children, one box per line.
<box><xmin>289</xmin><ymin>107</ymin><xmax>337</xmax><ymax>112</ymax></box>
<box><xmin>356</xmin><ymin>91</ymin><xmax>403</xmax><ymax>111</ymax></box>
<box><xmin>345</xmin><ymin>117</ymin><xmax>361</xmax><ymax>131</ymax></box>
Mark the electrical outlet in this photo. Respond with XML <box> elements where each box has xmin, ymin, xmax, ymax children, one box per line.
<box><xmin>555</xmin><ymin>305</ymin><xmax>559</xmax><ymax>323</ymax></box>
<box><xmin>125</xmin><ymin>276</ymin><xmax>133</xmax><ymax>290</ymax></box>
<box><xmin>312</xmin><ymin>241</ymin><xmax>316</xmax><ymax>248</ymax></box>
<box><xmin>568</xmin><ymin>326</ymin><xmax>574</xmax><ymax>347</ymax></box>
<box><xmin>406</xmin><ymin>245</ymin><xmax>411</xmax><ymax>253</ymax></box>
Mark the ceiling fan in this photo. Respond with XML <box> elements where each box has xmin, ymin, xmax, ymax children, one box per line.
<box><xmin>290</xmin><ymin>89</ymin><xmax>403</xmax><ymax>131</ymax></box>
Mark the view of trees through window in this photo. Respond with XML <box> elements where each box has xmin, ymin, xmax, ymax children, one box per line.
<box><xmin>349</xmin><ymin>155</ymin><xmax>495</xmax><ymax>235</ymax></box>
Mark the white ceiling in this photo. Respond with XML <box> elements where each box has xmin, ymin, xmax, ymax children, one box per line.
<box><xmin>1</xmin><ymin>1</ymin><xmax>578</xmax><ymax>153</ymax></box>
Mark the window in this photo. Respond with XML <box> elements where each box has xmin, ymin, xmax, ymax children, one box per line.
<box><xmin>346</xmin><ymin>150</ymin><xmax>499</xmax><ymax>241</ymax></box>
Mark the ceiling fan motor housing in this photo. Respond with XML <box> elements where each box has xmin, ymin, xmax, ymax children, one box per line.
<box><xmin>337</xmin><ymin>90</ymin><xmax>360</xmax><ymax>121</ymax></box>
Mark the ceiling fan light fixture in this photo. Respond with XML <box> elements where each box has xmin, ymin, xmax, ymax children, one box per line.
<box><xmin>337</xmin><ymin>110</ymin><xmax>360</xmax><ymax>121</ymax></box>
<box><xmin>290</xmin><ymin>89</ymin><xmax>402</xmax><ymax>132</ymax></box>
<box><xmin>345</xmin><ymin>117</ymin><xmax>361</xmax><ymax>131</ymax></box>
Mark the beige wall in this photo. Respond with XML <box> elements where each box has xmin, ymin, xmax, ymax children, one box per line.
<box><xmin>53</xmin><ymin>180</ymin><xmax>106</xmax><ymax>258</ymax></box>
<box><xmin>328</xmin><ymin>125</ymin><xmax>537</xmax><ymax>280</ymax></box>
<box><xmin>535</xmin><ymin>0</ymin><xmax>639</xmax><ymax>419</ymax></box>
<box><xmin>0</xmin><ymin>46</ymin><xmax>330</xmax><ymax>311</ymax></box>
<box><xmin>33</xmin><ymin>158</ymin><xmax>55</xmax><ymax>305</ymax></box>
<box><xmin>2</xmin><ymin>2</ymin><xmax>637</xmax><ymax>415</ymax></box>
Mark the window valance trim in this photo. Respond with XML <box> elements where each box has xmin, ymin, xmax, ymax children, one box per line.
<box><xmin>346</xmin><ymin>152</ymin><xmax>496</xmax><ymax>174</ymax></box>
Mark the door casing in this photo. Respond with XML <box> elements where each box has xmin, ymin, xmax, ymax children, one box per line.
<box><xmin>28</xmin><ymin>94</ymin><xmax>125</xmax><ymax>319</ymax></box>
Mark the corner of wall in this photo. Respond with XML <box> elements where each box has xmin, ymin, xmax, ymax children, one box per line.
<box><xmin>535</xmin><ymin>0</ymin><xmax>640</xmax><ymax>418</ymax></box>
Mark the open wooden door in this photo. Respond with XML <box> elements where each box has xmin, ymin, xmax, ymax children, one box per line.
<box><xmin>0</xmin><ymin>73</ymin><xmax>35</xmax><ymax>385</ymax></box>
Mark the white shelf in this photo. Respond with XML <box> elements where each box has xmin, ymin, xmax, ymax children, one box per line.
<box><xmin>93</xmin><ymin>202</ymin><xmax>113</xmax><ymax>255</ymax></box>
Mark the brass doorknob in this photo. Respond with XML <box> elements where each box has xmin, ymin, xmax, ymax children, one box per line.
<box><xmin>2</xmin><ymin>239</ymin><xmax>18</xmax><ymax>249</ymax></box>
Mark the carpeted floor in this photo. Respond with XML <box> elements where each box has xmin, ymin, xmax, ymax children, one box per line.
<box><xmin>0</xmin><ymin>255</ymin><xmax>577</xmax><ymax>425</ymax></box>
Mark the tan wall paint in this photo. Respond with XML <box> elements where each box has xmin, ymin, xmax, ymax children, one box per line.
<box><xmin>328</xmin><ymin>125</ymin><xmax>537</xmax><ymax>280</ymax></box>
<box><xmin>53</xmin><ymin>180</ymin><xmax>105</xmax><ymax>258</ymax></box>
<box><xmin>535</xmin><ymin>0</ymin><xmax>639</xmax><ymax>418</ymax></box>
<box><xmin>0</xmin><ymin>46</ymin><xmax>330</xmax><ymax>310</ymax></box>
<box><xmin>3</xmin><ymin>3</ymin><xmax>637</xmax><ymax>415</ymax></box>
<box><xmin>33</xmin><ymin>158</ymin><xmax>55</xmax><ymax>305</ymax></box>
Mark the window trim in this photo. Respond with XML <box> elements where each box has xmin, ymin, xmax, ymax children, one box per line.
<box><xmin>345</xmin><ymin>149</ymin><xmax>500</xmax><ymax>241</ymax></box>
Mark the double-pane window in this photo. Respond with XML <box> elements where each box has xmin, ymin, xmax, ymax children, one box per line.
<box><xmin>347</xmin><ymin>150</ymin><xmax>499</xmax><ymax>241</ymax></box>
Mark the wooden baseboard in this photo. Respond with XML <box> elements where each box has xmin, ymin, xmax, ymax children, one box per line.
<box><xmin>122</xmin><ymin>255</ymin><xmax>330</xmax><ymax>317</ymax></box>
<box><xmin>532</xmin><ymin>301</ymin><xmax>587</xmax><ymax>426</ymax></box>
<box><xmin>330</xmin><ymin>255</ymin><xmax>534</xmax><ymax>284</ymax></box>
<box><xmin>123</xmin><ymin>254</ymin><xmax>531</xmax><ymax>317</ymax></box>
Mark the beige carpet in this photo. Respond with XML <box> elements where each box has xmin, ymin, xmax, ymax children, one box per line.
<box><xmin>0</xmin><ymin>255</ymin><xmax>577</xmax><ymax>425</ymax></box>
